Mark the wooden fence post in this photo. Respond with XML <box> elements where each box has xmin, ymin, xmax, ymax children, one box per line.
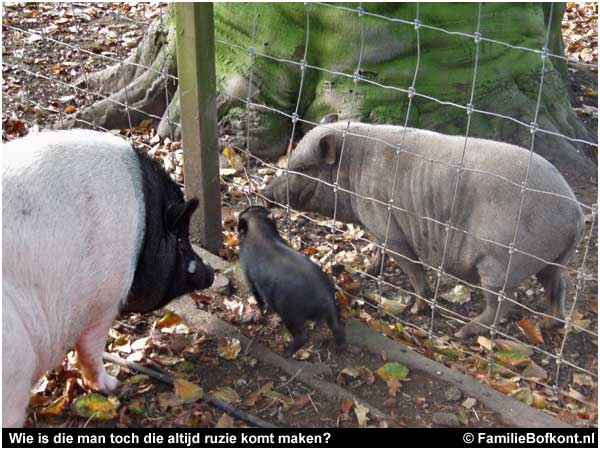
<box><xmin>174</xmin><ymin>3</ymin><xmax>222</xmax><ymax>253</ymax></box>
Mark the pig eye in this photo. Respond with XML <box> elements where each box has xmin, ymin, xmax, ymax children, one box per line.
<box><xmin>187</xmin><ymin>260</ymin><xmax>197</xmax><ymax>274</ymax></box>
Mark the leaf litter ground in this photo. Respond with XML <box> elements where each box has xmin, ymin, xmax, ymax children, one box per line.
<box><xmin>2</xmin><ymin>2</ymin><xmax>597</xmax><ymax>428</ymax></box>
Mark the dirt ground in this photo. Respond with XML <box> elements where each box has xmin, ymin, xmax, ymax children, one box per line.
<box><xmin>2</xmin><ymin>2</ymin><xmax>597</xmax><ymax>429</ymax></box>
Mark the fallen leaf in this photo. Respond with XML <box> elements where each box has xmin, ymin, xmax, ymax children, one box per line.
<box><xmin>155</xmin><ymin>311</ymin><xmax>183</xmax><ymax>329</ymax></box>
<box><xmin>264</xmin><ymin>389</ymin><xmax>294</xmax><ymax>406</ymax></box>
<box><xmin>71</xmin><ymin>393</ymin><xmax>118</xmax><ymax>420</ymax></box>
<box><xmin>493</xmin><ymin>350</ymin><xmax>531</xmax><ymax>369</ymax></box>
<box><xmin>64</xmin><ymin>105</ymin><xmax>77</xmax><ymax>114</ymax></box>
<box><xmin>572</xmin><ymin>373</ymin><xmax>595</xmax><ymax>387</ymax></box>
<box><xmin>495</xmin><ymin>339</ymin><xmax>533</xmax><ymax>356</ymax></box>
<box><xmin>244</xmin><ymin>382</ymin><xmax>273</xmax><ymax>407</ymax></box>
<box><xmin>515</xmin><ymin>319</ymin><xmax>544</xmax><ymax>345</ymax></box>
<box><xmin>376</xmin><ymin>362</ymin><xmax>409</xmax><ymax>382</ymax></box>
<box><xmin>127</xmin><ymin>399</ymin><xmax>146</xmax><ymax>415</ymax></box>
<box><xmin>39</xmin><ymin>395</ymin><xmax>68</xmax><ymax>416</ymax></box>
<box><xmin>477</xmin><ymin>336</ymin><xmax>493</xmax><ymax>351</ymax></box>
<box><xmin>571</xmin><ymin>319</ymin><xmax>591</xmax><ymax>334</ymax></box>
<box><xmin>462</xmin><ymin>397</ymin><xmax>477</xmax><ymax>409</ymax></box>
<box><xmin>215</xmin><ymin>413</ymin><xmax>234</xmax><ymax>428</ymax></box>
<box><xmin>511</xmin><ymin>387</ymin><xmax>533</xmax><ymax>405</ymax></box>
<box><xmin>441</xmin><ymin>284</ymin><xmax>472</xmax><ymax>304</ymax></box>
<box><xmin>386</xmin><ymin>378</ymin><xmax>401</xmax><ymax>397</ymax></box>
<box><xmin>340</xmin><ymin>399</ymin><xmax>353</xmax><ymax>421</ymax></box>
<box><xmin>354</xmin><ymin>401</ymin><xmax>369</xmax><ymax>427</ymax></box>
<box><xmin>209</xmin><ymin>387</ymin><xmax>240</xmax><ymax>404</ymax></box>
<box><xmin>173</xmin><ymin>379</ymin><xmax>204</xmax><ymax>403</ymax></box>
<box><xmin>522</xmin><ymin>361</ymin><xmax>548</xmax><ymax>380</ymax></box>
<box><xmin>217</xmin><ymin>337</ymin><xmax>241</xmax><ymax>360</ymax></box>
<box><xmin>292</xmin><ymin>349</ymin><xmax>311</xmax><ymax>361</ymax></box>
<box><xmin>531</xmin><ymin>393</ymin><xmax>546</xmax><ymax>409</ymax></box>
<box><xmin>489</xmin><ymin>378</ymin><xmax>520</xmax><ymax>394</ymax></box>
<box><xmin>123</xmin><ymin>374</ymin><xmax>150</xmax><ymax>385</ymax></box>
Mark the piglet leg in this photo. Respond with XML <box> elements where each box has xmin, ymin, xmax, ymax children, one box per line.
<box><xmin>75</xmin><ymin>315</ymin><xmax>119</xmax><ymax>393</ymax></box>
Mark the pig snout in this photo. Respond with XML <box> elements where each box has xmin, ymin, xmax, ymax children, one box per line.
<box><xmin>204</xmin><ymin>263</ymin><xmax>215</xmax><ymax>287</ymax></box>
<box><xmin>189</xmin><ymin>256</ymin><xmax>215</xmax><ymax>290</ymax></box>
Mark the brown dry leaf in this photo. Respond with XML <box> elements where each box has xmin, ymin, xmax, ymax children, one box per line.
<box><xmin>510</xmin><ymin>387</ymin><xmax>533</xmax><ymax>405</ymax></box>
<box><xmin>293</xmin><ymin>349</ymin><xmax>311</xmax><ymax>361</ymax></box>
<box><xmin>358</xmin><ymin>367</ymin><xmax>375</xmax><ymax>385</ymax></box>
<box><xmin>189</xmin><ymin>291</ymin><xmax>212</xmax><ymax>305</ymax></box>
<box><xmin>522</xmin><ymin>361</ymin><xmax>548</xmax><ymax>381</ymax></box>
<box><xmin>289</xmin><ymin>394</ymin><xmax>312</xmax><ymax>415</ymax></box>
<box><xmin>587</xmin><ymin>298</ymin><xmax>598</xmax><ymax>314</ymax></box>
<box><xmin>209</xmin><ymin>387</ymin><xmax>240</xmax><ymax>405</ymax></box>
<box><xmin>215</xmin><ymin>413</ymin><xmax>235</xmax><ymax>428</ymax></box>
<box><xmin>477</xmin><ymin>336</ymin><xmax>493</xmax><ymax>351</ymax></box>
<box><xmin>338</xmin><ymin>272</ymin><xmax>361</xmax><ymax>294</ymax></box>
<box><xmin>64</xmin><ymin>105</ymin><xmax>76</xmax><ymax>114</ymax></box>
<box><xmin>303</xmin><ymin>246</ymin><xmax>318</xmax><ymax>255</ymax></box>
<box><xmin>336</xmin><ymin>290</ymin><xmax>350</xmax><ymax>307</ymax></box>
<box><xmin>489</xmin><ymin>377</ymin><xmax>520</xmax><ymax>395</ymax></box>
<box><xmin>155</xmin><ymin>311</ymin><xmax>183</xmax><ymax>329</ymax></box>
<box><xmin>29</xmin><ymin>394</ymin><xmax>51</xmax><ymax>408</ymax></box>
<box><xmin>493</xmin><ymin>350</ymin><xmax>531</xmax><ymax>369</ymax></box>
<box><xmin>340</xmin><ymin>399</ymin><xmax>353</xmax><ymax>421</ymax></box>
<box><xmin>353</xmin><ymin>401</ymin><xmax>370</xmax><ymax>427</ymax></box>
<box><xmin>244</xmin><ymin>382</ymin><xmax>273</xmax><ymax>407</ymax></box>
<box><xmin>386</xmin><ymin>378</ymin><xmax>401</xmax><ymax>397</ymax></box>
<box><xmin>217</xmin><ymin>337</ymin><xmax>241</xmax><ymax>360</ymax></box>
<box><xmin>495</xmin><ymin>339</ymin><xmax>533</xmax><ymax>356</ymax></box>
<box><xmin>573</xmin><ymin>373</ymin><xmax>595</xmax><ymax>387</ymax></box>
<box><xmin>531</xmin><ymin>393</ymin><xmax>546</xmax><ymax>410</ymax></box>
<box><xmin>515</xmin><ymin>319</ymin><xmax>544</xmax><ymax>345</ymax></box>
<box><xmin>38</xmin><ymin>395</ymin><xmax>67</xmax><ymax>415</ymax></box>
<box><xmin>173</xmin><ymin>379</ymin><xmax>204</xmax><ymax>404</ymax></box>
<box><xmin>223</xmin><ymin>231</ymin><xmax>239</xmax><ymax>248</ymax></box>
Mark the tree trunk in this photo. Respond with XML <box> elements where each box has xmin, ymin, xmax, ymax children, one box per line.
<box><xmin>61</xmin><ymin>3</ymin><xmax>596</xmax><ymax>176</ymax></box>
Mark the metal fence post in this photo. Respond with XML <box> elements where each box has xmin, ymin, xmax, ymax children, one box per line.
<box><xmin>174</xmin><ymin>3</ymin><xmax>222</xmax><ymax>253</ymax></box>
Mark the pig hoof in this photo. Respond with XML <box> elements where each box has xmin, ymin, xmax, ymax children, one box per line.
<box><xmin>455</xmin><ymin>322</ymin><xmax>484</xmax><ymax>339</ymax></box>
<box><xmin>84</xmin><ymin>373</ymin><xmax>119</xmax><ymax>394</ymax></box>
<box><xmin>541</xmin><ymin>317</ymin><xmax>563</xmax><ymax>331</ymax></box>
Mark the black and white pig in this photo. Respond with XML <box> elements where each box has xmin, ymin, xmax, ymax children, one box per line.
<box><xmin>2</xmin><ymin>129</ymin><xmax>214</xmax><ymax>427</ymax></box>
<box><xmin>263</xmin><ymin>115</ymin><xmax>585</xmax><ymax>339</ymax></box>
<box><xmin>238</xmin><ymin>206</ymin><xmax>345</xmax><ymax>354</ymax></box>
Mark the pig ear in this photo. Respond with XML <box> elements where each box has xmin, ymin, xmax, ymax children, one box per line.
<box><xmin>320</xmin><ymin>113</ymin><xmax>339</xmax><ymax>124</ymax></box>
<box><xmin>237</xmin><ymin>217</ymin><xmax>248</xmax><ymax>237</ymax></box>
<box><xmin>166</xmin><ymin>198</ymin><xmax>199</xmax><ymax>233</ymax></box>
<box><xmin>319</xmin><ymin>134</ymin><xmax>337</xmax><ymax>165</ymax></box>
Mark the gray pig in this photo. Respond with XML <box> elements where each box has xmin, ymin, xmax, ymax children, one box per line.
<box><xmin>263</xmin><ymin>115</ymin><xmax>585</xmax><ymax>339</ymax></box>
<box><xmin>2</xmin><ymin>130</ymin><xmax>214</xmax><ymax>427</ymax></box>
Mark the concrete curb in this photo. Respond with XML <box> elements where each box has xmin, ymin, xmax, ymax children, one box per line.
<box><xmin>189</xmin><ymin>245</ymin><xmax>570</xmax><ymax>429</ymax></box>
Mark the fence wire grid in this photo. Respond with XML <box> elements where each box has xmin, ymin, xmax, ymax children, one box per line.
<box><xmin>1</xmin><ymin>2</ymin><xmax>598</xmax><ymax>424</ymax></box>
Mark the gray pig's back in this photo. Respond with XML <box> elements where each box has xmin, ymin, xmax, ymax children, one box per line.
<box><xmin>349</xmin><ymin>125</ymin><xmax>583</xmax><ymax>283</ymax></box>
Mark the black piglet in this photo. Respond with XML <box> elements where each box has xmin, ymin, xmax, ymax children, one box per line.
<box><xmin>238</xmin><ymin>205</ymin><xmax>345</xmax><ymax>355</ymax></box>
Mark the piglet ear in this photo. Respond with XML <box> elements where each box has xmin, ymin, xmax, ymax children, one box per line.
<box><xmin>319</xmin><ymin>134</ymin><xmax>337</xmax><ymax>165</ymax></box>
<box><xmin>166</xmin><ymin>198</ymin><xmax>199</xmax><ymax>233</ymax></box>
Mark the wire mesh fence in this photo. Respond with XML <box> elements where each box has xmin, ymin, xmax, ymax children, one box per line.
<box><xmin>2</xmin><ymin>2</ymin><xmax>598</xmax><ymax>424</ymax></box>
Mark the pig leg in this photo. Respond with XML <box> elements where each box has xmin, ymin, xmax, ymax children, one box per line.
<box><xmin>366</xmin><ymin>246</ymin><xmax>388</xmax><ymax>276</ymax></box>
<box><xmin>455</xmin><ymin>288</ymin><xmax>516</xmax><ymax>339</ymax></box>
<box><xmin>537</xmin><ymin>265</ymin><xmax>566</xmax><ymax>330</ymax></box>
<box><xmin>75</xmin><ymin>314</ymin><xmax>119</xmax><ymax>394</ymax></box>
<box><xmin>283</xmin><ymin>318</ymin><xmax>308</xmax><ymax>355</ymax></box>
<box><xmin>248</xmin><ymin>281</ymin><xmax>271</xmax><ymax>321</ymax></box>
<box><xmin>386</xmin><ymin>240</ymin><xmax>432</xmax><ymax>313</ymax></box>
<box><xmin>326</xmin><ymin>314</ymin><xmax>346</xmax><ymax>350</ymax></box>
